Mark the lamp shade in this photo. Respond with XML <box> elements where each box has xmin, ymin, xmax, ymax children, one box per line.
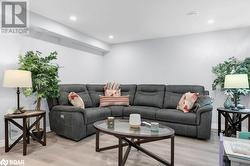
<box><xmin>224</xmin><ymin>74</ymin><xmax>249</xmax><ymax>89</ymax></box>
<box><xmin>3</xmin><ymin>70</ymin><xmax>32</xmax><ymax>88</ymax></box>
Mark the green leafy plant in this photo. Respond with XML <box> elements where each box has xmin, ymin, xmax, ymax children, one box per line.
<box><xmin>212</xmin><ymin>57</ymin><xmax>250</xmax><ymax>96</ymax></box>
<box><xmin>19</xmin><ymin>51</ymin><xmax>60</xmax><ymax>110</ymax></box>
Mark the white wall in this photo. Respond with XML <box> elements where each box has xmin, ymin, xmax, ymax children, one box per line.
<box><xmin>0</xmin><ymin>35</ymin><xmax>104</xmax><ymax>141</ymax></box>
<box><xmin>1</xmin><ymin>27</ymin><xmax>250</xmax><ymax>144</ymax></box>
<box><xmin>103</xmin><ymin>27</ymin><xmax>250</xmax><ymax>129</ymax></box>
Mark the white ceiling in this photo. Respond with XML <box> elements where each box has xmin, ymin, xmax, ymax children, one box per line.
<box><xmin>31</xmin><ymin>0</ymin><xmax>250</xmax><ymax>44</ymax></box>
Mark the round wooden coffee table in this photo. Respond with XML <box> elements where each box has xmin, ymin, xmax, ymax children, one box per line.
<box><xmin>94</xmin><ymin>119</ymin><xmax>175</xmax><ymax>166</ymax></box>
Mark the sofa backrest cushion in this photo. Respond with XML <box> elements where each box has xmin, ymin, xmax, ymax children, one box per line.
<box><xmin>86</xmin><ymin>84</ymin><xmax>105</xmax><ymax>107</ymax></box>
<box><xmin>58</xmin><ymin>84</ymin><xmax>93</xmax><ymax>108</ymax></box>
<box><xmin>134</xmin><ymin>84</ymin><xmax>165</xmax><ymax>108</ymax></box>
<box><xmin>164</xmin><ymin>85</ymin><xmax>205</xmax><ymax>108</ymax></box>
<box><xmin>120</xmin><ymin>84</ymin><xmax>137</xmax><ymax>105</ymax></box>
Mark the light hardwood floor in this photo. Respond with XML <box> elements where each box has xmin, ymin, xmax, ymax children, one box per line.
<box><xmin>0</xmin><ymin>131</ymin><xmax>219</xmax><ymax>166</ymax></box>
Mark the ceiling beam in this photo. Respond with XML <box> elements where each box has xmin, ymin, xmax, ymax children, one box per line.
<box><xmin>28</xmin><ymin>12</ymin><xmax>111</xmax><ymax>55</ymax></box>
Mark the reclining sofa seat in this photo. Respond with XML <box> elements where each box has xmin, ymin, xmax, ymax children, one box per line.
<box><xmin>48</xmin><ymin>84</ymin><xmax>212</xmax><ymax>141</ymax></box>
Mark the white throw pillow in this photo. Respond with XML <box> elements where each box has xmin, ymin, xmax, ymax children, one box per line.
<box><xmin>68</xmin><ymin>92</ymin><xmax>85</xmax><ymax>109</ymax></box>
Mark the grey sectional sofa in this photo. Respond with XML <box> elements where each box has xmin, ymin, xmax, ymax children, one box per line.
<box><xmin>47</xmin><ymin>84</ymin><xmax>213</xmax><ymax>141</ymax></box>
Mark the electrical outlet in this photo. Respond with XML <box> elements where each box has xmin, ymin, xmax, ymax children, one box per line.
<box><xmin>60</xmin><ymin>114</ymin><xmax>64</xmax><ymax>119</ymax></box>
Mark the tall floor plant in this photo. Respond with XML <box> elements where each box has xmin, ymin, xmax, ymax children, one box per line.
<box><xmin>19</xmin><ymin>51</ymin><xmax>60</xmax><ymax>131</ymax></box>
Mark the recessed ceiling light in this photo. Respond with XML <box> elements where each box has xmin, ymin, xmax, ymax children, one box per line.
<box><xmin>187</xmin><ymin>11</ymin><xmax>200</xmax><ymax>16</ymax></box>
<box><xmin>207</xmin><ymin>19</ymin><xmax>215</xmax><ymax>24</ymax></box>
<box><xmin>69</xmin><ymin>15</ymin><xmax>77</xmax><ymax>21</ymax></box>
<box><xmin>108</xmin><ymin>35</ymin><xmax>114</xmax><ymax>39</ymax></box>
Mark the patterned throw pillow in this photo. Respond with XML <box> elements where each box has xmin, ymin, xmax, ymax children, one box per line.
<box><xmin>68</xmin><ymin>92</ymin><xmax>85</xmax><ymax>109</ymax></box>
<box><xmin>104</xmin><ymin>82</ymin><xmax>121</xmax><ymax>96</ymax></box>
<box><xmin>105</xmin><ymin>89</ymin><xmax>121</xmax><ymax>97</ymax></box>
<box><xmin>177</xmin><ymin>92</ymin><xmax>199</xmax><ymax>113</ymax></box>
<box><xmin>100</xmin><ymin>96</ymin><xmax>129</xmax><ymax>107</ymax></box>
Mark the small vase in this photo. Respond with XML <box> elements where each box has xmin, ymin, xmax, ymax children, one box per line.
<box><xmin>224</xmin><ymin>96</ymin><xmax>233</xmax><ymax>109</ymax></box>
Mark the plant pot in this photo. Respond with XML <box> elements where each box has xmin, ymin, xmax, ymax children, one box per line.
<box><xmin>32</xmin><ymin>128</ymin><xmax>44</xmax><ymax>140</ymax></box>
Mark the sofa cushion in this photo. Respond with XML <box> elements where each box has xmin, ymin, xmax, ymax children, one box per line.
<box><xmin>58</xmin><ymin>84</ymin><xmax>93</xmax><ymax>107</ymax></box>
<box><xmin>123</xmin><ymin>106</ymin><xmax>159</xmax><ymax>120</ymax></box>
<box><xmin>83</xmin><ymin>107</ymin><xmax>111</xmax><ymax>124</ymax></box>
<box><xmin>109</xmin><ymin>106</ymin><xmax>124</xmax><ymax>117</ymax></box>
<box><xmin>120</xmin><ymin>84</ymin><xmax>137</xmax><ymax>105</ymax></box>
<box><xmin>163</xmin><ymin>92</ymin><xmax>183</xmax><ymax>109</ymax></box>
<box><xmin>77</xmin><ymin>92</ymin><xmax>93</xmax><ymax>108</ymax></box>
<box><xmin>165</xmin><ymin>85</ymin><xmax>205</xmax><ymax>95</ymax></box>
<box><xmin>58</xmin><ymin>91</ymin><xmax>70</xmax><ymax>105</ymax></box>
<box><xmin>164</xmin><ymin>85</ymin><xmax>205</xmax><ymax>109</ymax></box>
<box><xmin>134</xmin><ymin>85</ymin><xmax>165</xmax><ymax>108</ymax></box>
<box><xmin>156</xmin><ymin>109</ymin><xmax>197</xmax><ymax>125</ymax></box>
<box><xmin>87</xmin><ymin>84</ymin><xmax>105</xmax><ymax>107</ymax></box>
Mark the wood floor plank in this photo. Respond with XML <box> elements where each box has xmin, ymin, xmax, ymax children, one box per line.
<box><xmin>0</xmin><ymin>131</ymin><xmax>219</xmax><ymax>166</ymax></box>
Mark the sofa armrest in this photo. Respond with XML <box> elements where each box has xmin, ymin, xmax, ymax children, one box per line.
<box><xmin>196</xmin><ymin>104</ymin><xmax>213</xmax><ymax>136</ymax></box>
<box><xmin>194</xmin><ymin>96</ymin><xmax>213</xmax><ymax>115</ymax></box>
<box><xmin>196</xmin><ymin>104</ymin><xmax>213</xmax><ymax>117</ymax></box>
<box><xmin>51</xmin><ymin>105</ymin><xmax>85</xmax><ymax>114</ymax></box>
<box><xmin>49</xmin><ymin>105</ymin><xmax>86</xmax><ymax>141</ymax></box>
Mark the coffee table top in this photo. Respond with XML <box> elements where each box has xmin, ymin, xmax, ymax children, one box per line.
<box><xmin>94</xmin><ymin>119</ymin><xmax>175</xmax><ymax>139</ymax></box>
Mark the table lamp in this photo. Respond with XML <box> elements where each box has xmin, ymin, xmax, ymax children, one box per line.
<box><xmin>3</xmin><ymin>70</ymin><xmax>32</xmax><ymax>113</ymax></box>
<box><xmin>224</xmin><ymin>74</ymin><xmax>249</xmax><ymax>109</ymax></box>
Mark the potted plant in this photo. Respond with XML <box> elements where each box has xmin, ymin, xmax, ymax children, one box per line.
<box><xmin>212</xmin><ymin>57</ymin><xmax>250</xmax><ymax>107</ymax></box>
<box><xmin>19</xmin><ymin>51</ymin><xmax>60</xmax><ymax>138</ymax></box>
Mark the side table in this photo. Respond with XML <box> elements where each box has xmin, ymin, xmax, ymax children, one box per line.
<box><xmin>4</xmin><ymin>110</ymin><xmax>46</xmax><ymax>155</ymax></box>
<box><xmin>217</xmin><ymin>107</ymin><xmax>250</xmax><ymax>137</ymax></box>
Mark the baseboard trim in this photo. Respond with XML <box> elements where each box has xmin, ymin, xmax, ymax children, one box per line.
<box><xmin>0</xmin><ymin>126</ymin><xmax>51</xmax><ymax>148</ymax></box>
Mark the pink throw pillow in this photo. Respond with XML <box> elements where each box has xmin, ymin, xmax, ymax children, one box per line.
<box><xmin>100</xmin><ymin>96</ymin><xmax>129</xmax><ymax>107</ymax></box>
<box><xmin>177</xmin><ymin>92</ymin><xmax>198</xmax><ymax>113</ymax></box>
<box><xmin>68</xmin><ymin>92</ymin><xmax>85</xmax><ymax>109</ymax></box>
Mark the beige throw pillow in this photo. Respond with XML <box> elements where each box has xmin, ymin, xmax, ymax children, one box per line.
<box><xmin>68</xmin><ymin>92</ymin><xmax>85</xmax><ymax>109</ymax></box>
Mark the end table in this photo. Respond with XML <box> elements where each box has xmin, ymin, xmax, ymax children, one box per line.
<box><xmin>217</xmin><ymin>107</ymin><xmax>250</xmax><ymax>137</ymax></box>
<box><xmin>4</xmin><ymin>110</ymin><xmax>46</xmax><ymax>155</ymax></box>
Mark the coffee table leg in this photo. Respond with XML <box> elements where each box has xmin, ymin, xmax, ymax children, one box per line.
<box><xmin>118</xmin><ymin>138</ymin><xmax>123</xmax><ymax>166</ymax></box>
<box><xmin>23</xmin><ymin>118</ymin><xmax>27</xmax><ymax>155</ymax></box>
<box><xmin>96</xmin><ymin>131</ymin><xmax>100</xmax><ymax>152</ymax></box>
<box><xmin>171</xmin><ymin>136</ymin><xmax>175</xmax><ymax>166</ymax></box>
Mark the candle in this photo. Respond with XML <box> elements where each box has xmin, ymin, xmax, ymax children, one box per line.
<box><xmin>107</xmin><ymin>117</ymin><xmax>115</xmax><ymax>129</ymax></box>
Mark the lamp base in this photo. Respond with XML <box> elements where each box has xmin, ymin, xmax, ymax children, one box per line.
<box><xmin>14</xmin><ymin>107</ymin><xmax>25</xmax><ymax>114</ymax></box>
<box><xmin>231</xmin><ymin>106</ymin><xmax>239</xmax><ymax>111</ymax></box>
